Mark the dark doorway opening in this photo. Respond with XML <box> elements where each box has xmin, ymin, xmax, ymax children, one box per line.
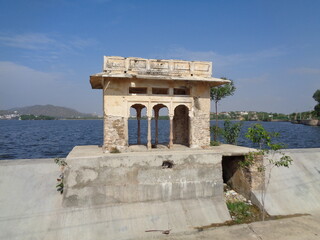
<box><xmin>222</xmin><ymin>155</ymin><xmax>251</xmax><ymax>199</ymax></box>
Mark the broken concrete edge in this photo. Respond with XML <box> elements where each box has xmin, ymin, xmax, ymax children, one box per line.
<box><xmin>194</xmin><ymin>213</ymin><xmax>312</xmax><ymax>231</ymax></box>
<box><xmin>0</xmin><ymin>158</ymin><xmax>63</xmax><ymax>165</ymax></box>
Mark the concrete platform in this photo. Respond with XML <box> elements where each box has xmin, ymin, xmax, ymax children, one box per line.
<box><xmin>1</xmin><ymin>147</ymin><xmax>320</xmax><ymax>240</ymax></box>
<box><xmin>0</xmin><ymin>156</ymin><xmax>230</xmax><ymax>240</ymax></box>
<box><xmin>63</xmin><ymin>145</ymin><xmax>234</xmax><ymax>238</ymax></box>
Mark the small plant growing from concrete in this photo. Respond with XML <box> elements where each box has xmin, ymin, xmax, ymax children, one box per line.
<box><xmin>227</xmin><ymin>201</ymin><xmax>252</xmax><ymax>224</ymax></box>
<box><xmin>54</xmin><ymin>158</ymin><xmax>67</xmax><ymax>194</ymax></box>
<box><xmin>210</xmin><ymin>140</ymin><xmax>221</xmax><ymax>146</ymax></box>
<box><xmin>240</xmin><ymin>124</ymin><xmax>293</xmax><ymax>221</ymax></box>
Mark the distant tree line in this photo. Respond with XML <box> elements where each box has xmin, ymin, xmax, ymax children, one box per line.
<box><xmin>20</xmin><ymin>115</ymin><xmax>56</xmax><ymax>120</ymax></box>
<box><xmin>313</xmin><ymin>89</ymin><xmax>320</xmax><ymax>117</ymax></box>
<box><xmin>210</xmin><ymin>111</ymin><xmax>289</xmax><ymax>121</ymax></box>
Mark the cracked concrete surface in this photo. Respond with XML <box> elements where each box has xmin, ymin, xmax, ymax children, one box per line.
<box><xmin>147</xmin><ymin>214</ymin><xmax>320</xmax><ymax>240</ymax></box>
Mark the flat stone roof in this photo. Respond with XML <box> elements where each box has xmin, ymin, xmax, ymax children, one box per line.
<box><xmin>90</xmin><ymin>56</ymin><xmax>229</xmax><ymax>89</ymax></box>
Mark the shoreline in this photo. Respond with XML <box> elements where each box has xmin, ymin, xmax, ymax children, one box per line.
<box><xmin>291</xmin><ymin>119</ymin><xmax>320</xmax><ymax>126</ymax></box>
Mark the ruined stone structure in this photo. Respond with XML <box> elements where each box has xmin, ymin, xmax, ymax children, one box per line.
<box><xmin>90</xmin><ymin>56</ymin><xmax>228</xmax><ymax>151</ymax></box>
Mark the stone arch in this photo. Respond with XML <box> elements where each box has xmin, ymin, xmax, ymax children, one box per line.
<box><xmin>129</xmin><ymin>103</ymin><xmax>147</xmax><ymax>145</ymax></box>
<box><xmin>150</xmin><ymin>102</ymin><xmax>170</xmax><ymax>111</ymax></box>
<box><xmin>172</xmin><ymin>103</ymin><xmax>191</xmax><ymax>113</ymax></box>
<box><xmin>152</xmin><ymin>103</ymin><xmax>169</xmax><ymax>146</ymax></box>
<box><xmin>173</xmin><ymin>105</ymin><xmax>190</xmax><ymax>146</ymax></box>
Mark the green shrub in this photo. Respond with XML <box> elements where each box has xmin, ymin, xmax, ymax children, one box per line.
<box><xmin>242</xmin><ymin>123</ymin><xmax>293</xmax><ymax>221</ymax></box>
<box><xmin>54</xmin><ymin>158</ymin><xmax>67</xmax><ymax>166</ymax></box>
<box><xmin>222</xmin><ymin>120</ymin><xmax>242</xmax><ymax>145</ymax></box>
<box><xmin>227</xmin><ymin>201</ymin><xmax>252</xmax><ymax>224</ymax></box>
<box><xmin>54</xmin><ymin>158</ymin><xmax>67</xmax><ymax>195</ymax></box>
<box><xmin>210</xmin><ymin>140</ymin><xmax>221</xmax><ymax>146</ymax></box>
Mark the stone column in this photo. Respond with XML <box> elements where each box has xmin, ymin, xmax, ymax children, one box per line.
<box><xmin>147</xmin><ymin>116</ymin><xmax>152</xmax><ymax>149</ymax></box>
<box><xmin>102</xmin><ymin>79</ymin><xmax>106</xmax><ymax>152</ymax></box>
<box><xmin>136</xmin><ymin>108</ymin><xmax>141</xmax><ymax>145</ymax></box>
<box><xmin>154</xmin><ymin>108</ymin><xmax>159</xmax><ymax>145</ymax></box>
<box><xmin>124</xmin><ymin>117</ymin><xmax>128</xmax><ymax>146</ymax></box>
<box><xmin>189</xmin><ymin>116</ymin><xmax>193</xmax><ymax>148</ymax></box>
<box><xmin>169</xmin><ymin>114</ymin><xmax>174</xmax><ymax>148</ymax></box>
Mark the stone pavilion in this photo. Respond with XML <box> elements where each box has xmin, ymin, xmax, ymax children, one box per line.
<box><xmin>90</xmin><ymin>56</ymin><xmax>229</xmax><ymax>152</ymax></box>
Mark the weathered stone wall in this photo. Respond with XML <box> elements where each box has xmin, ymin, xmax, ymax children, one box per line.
<box><xmin>190</xmin><ymin>113</ymin><xmax>211</xmax><ymax>147</ymax></box>
<box><xmin>63</xmin><ymin>151</ymin><xmax>223</xmax><ymax>207</ymax></box>
<box><xmin>104</xmin><ymin>115</ymin><xmax>126</xmax><ymax>151</ymax></box>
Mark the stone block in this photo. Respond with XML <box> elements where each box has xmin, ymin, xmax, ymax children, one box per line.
<box><xmin>63</xmin><ymin>150</ymin><xmax>223</xmax><ymax>208</ymax></box>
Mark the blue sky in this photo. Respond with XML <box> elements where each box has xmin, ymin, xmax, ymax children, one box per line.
<box><xmin>0</xmin><ymin>0</ymin><xmax>319</xmax><ymax>114</ymax></box>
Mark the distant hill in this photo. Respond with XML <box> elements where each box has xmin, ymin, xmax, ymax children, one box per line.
<box><xmin>4</xmin><ymin>105</ymin><xmax>97</xmax><ymax>119</ymax></box>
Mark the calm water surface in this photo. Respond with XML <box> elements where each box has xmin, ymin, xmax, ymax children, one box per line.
<box><xmin>0</xmin><ymin>120</ymin><xmax>319</xmax><ymax>160</ymax></box>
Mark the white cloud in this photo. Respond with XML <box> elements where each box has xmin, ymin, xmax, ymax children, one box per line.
<box><xmin>0</xmin><ymin>33</ymin><xmax>97</xmax><ymax>60</ymax></box>
<box><xmin>0</xmin><ymin>61</ymin><xmax>101</xmax><ymax>113</ymax></box>
<box><xmin>0</xmin><ymin>33</ymin><xmax>65</xmax><ymax>50</ymax></box>
<box><xmin>160</xmin><ymin>47</ymin><xmax>285</xmax><ymax>69</ymax></box>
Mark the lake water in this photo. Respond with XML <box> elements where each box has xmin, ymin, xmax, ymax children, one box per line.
<box><xmin>0</xmin><ymin>120</ymin><xmax>319</xmax><ymax>160</ymax></box>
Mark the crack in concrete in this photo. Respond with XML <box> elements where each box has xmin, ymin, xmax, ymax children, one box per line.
<box><xmin>247</xmin><ymin>224</ymin><xmax>263</xmax><ymax>240</ymax></box>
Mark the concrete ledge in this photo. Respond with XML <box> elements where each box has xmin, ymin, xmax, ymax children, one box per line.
<box><xmin>66</xmin><ymin>144</ymin><xmax>255</xmax><ymax>160</ymax></box>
